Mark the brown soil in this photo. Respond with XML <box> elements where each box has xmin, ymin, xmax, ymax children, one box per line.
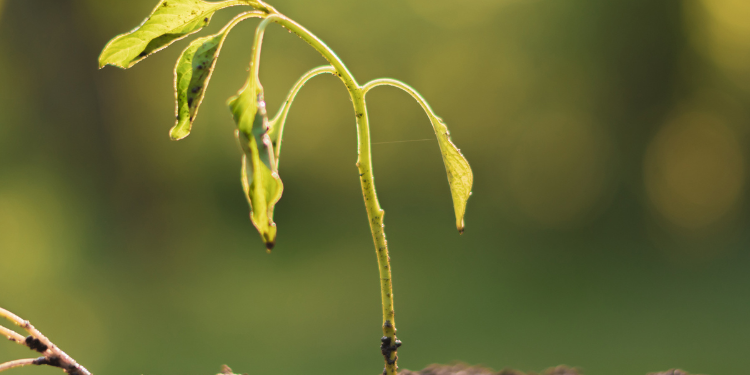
<box><xmin>398</xmin><ymin>363</ymin><xmax>698</xmax><ymax>375</ymax></box>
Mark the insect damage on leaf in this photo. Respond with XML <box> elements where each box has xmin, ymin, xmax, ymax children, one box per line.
<box><xmin>171</xmin><ymin>11</ymin><xmax>264</xmax><ymax>140</ymax></box>
<box><xmin>230</xmin><ymin>79</ymin><xmax>283</xmax><ymax>251</ymax></box>
<box><xmin>98</xmin><ymin>0</ymin><xmax>243</xmax><ymax>69</ymax></box>
<box><xmin>171</xmin><ymin>34</ymin><xmax>220</xmax><ymax>139</ymax></box>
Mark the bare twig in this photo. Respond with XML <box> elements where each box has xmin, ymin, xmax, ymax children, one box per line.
<box><xmin>0</xmin><ymin>307</ymin><xmax>91</xmax><ymax>375</ymax></box>
<box><xmin>0</xmin><ymin>308</ymin><xmax>24</xmax><ymax>326</ymax></box>
<box><xmin>0</xmin><ymin>325</ymin><xmax>26</xmax><ymax>345</ymax></box>
<box><xmin>0</xmin><ymin>359</ymin><xmax>36</xmax><ymax>373</ymax></box>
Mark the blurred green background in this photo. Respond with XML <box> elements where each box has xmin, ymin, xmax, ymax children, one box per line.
<box><xmin>2</xmin><ymin>0</ymin><xmax>750</xmax><ymax>374</ymax></box>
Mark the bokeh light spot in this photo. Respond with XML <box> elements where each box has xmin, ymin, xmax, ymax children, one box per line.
<box><xmin>701</xmin><ymin>0</ymin><xmax>750</xmax><ymax>40</ymax></box>
<box><xmin>689</xmin><ymin>0</ymin><xmax>750</xmax><ymax>89</ymax></box>
<box><xmin>644</xmin><ymin>111</ymin><xmax>745</xmax><ymax>229</ymax></box>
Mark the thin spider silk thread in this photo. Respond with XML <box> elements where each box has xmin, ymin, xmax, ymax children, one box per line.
<box><xmin>371</xmin><ymin>138</ymin><xmax>434</xmax><ymax>145</ymax></box>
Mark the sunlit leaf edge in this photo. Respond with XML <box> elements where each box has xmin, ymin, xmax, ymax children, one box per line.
<box><xmin>98</xmin><ymin>0</ymin><xmax>246</xmax><ymax>69</ymax></box>
<box><xmin>170</xmin><ymin>11</ymin><xmax>265</xmax><ymax>140</ymax></box>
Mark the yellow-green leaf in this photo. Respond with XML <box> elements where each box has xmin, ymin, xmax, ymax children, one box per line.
<box><xmin>98</xmin><ymin>0</ymin><xmax>241</xmax><ymax>69</ymax></box>
<box><xmin>229</xmin><ymin>80</ymin><xmax>283</xmax><ymax>251</ymax></box>
<box><xmin>362</xmin><ymin>79</ymin><xmax>473</xmax><ymax>232</ymax></box>
<box><xmin>171</xmin><ymin>11</ymin><xmax>264</xmax><ymax>140</ymax></box>
<box><xmin>430</xmin><ymin>115</ymin><xmax>473</xmax><ymax>233</ymax></box>
<box><xmin>171</xmin><ymin>34</ymin><xmax>222</xmax><ymax>140</ymax></box>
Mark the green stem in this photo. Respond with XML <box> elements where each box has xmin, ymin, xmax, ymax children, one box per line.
<box><xmin>269</xmin><ymin>65</ymin><xmax>337</xmax><ymax>168</ymax></box>
<box><xmin>231</xmin><ymin>0</ymin><xmax>276</xmax><ymax>14</ymax></box>
<box><xmin>207</xmin><ymin>0</ymin><xmax>264</xmax><ymax>16</ymax></box>
<box><xmin>257</xmin><ymin>8</ymin><xmax>400</xmax><ymax>375</ymax></box>
<box><xmin>249</xmin><ymin>16</ymin><xmax>276</xmax><ymax>84</ymax></box>
<box><xmin>362</xmin><ymin>79</ymin><xmax>434</xmax><ymax>111</ymax></box>
<box><xmin>220</xmin><ymin>10</ymin><xmax>266</xmax><ymax>35</ymax></box>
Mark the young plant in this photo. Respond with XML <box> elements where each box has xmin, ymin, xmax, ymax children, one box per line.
<box><xmin>99</xmin><ymin>0</ymin><xmax>472</xmax><ymax>373</ymax></box>
<box><xmin>2</xmin><ymin>2</ymin><xmax>473</xmax><ymax>375</ymax></box>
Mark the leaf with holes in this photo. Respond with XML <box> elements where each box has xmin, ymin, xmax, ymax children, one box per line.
<box><xmin>98</xmin><ymin>0</ymin><xmax>243</xmax><ymax>69</ymax></box>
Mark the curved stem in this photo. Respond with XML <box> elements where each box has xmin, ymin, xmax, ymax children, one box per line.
<box><xmin>362</xmin><ymin>79</ymin><xmax>437</xmax><ymax>117</ymax></box>
<box><xmin>204</xmin><ymin>0</ymin><xmax>266</xmax><ymax>18</ymax></box>
<box><xmin>269</xmin><ymin>65</ymin><xmax>337</xmax><ymax>168</ymax></box>
<box><xmin>249</xmin><ymin>15</ymin><xmax>279</xmax><ymax>82</ymax></box>
<box><xmin>221</xmin><ymin>10</ymin><xmax>267</xmax><ymax>34</ymax></box>
<box><xmin>363</xmin><ymin>79</ymin><xmax>472</xmax><ymax>233</ymax></box>
<box><xmin>262</xmin><ymin>13</ymin><xmax>399</xmax><ymax>375</ymax></box>
<box><xmin>268</xmin><ymin>16</ymin><xmax>360</xmax><ymax>90</ymax></box>
<box><xmin>0</xmin><ymin>359</ymin><xmax>36</xmax><ymax>373</ymax></box>
<box><xmin>233</xmin><ymin>0</ymin><xmax>276</xmax><ymax>14</ymax></box>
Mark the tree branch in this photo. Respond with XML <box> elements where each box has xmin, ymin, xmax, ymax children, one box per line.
<box><xmin>0</xmin><ymin>307</ymin><xmax>91</xmax><ymax>375</ymax></box>
<box><xmin>0</xmin><ymin>359</ymin><xmax>36</xmax><ymax>373</ymax></box>
<box><xmin>0</xmin><ymin>325</ymin><xmax>26</xmax><ymax>345</ymax></box>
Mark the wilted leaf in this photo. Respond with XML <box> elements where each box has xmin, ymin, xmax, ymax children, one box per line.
<box><xmin>363</xmin><ymin>79</ymin><xmax>473</xmax><ymax>232</ymax></box>
<box><xmin>430</xmin><ymin>115</ymin><xmax>473</xmax><ymax>233</ymax></box>
<box><xmin>229</xmin><ymin>77</ymin><xmax>283</xmax><ymax>251</ymax></box>
<box><xmin>171</xmin><ymin>11</ymin><xmax>264</xmax><ymax>140</ymax></box>
<box><xmin>98</xmin><ymin>0</ymin><xmax>243</xmax><ymax>69</ymax></box>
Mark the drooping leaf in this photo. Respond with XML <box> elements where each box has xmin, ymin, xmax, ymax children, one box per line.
<box><xmin>171</xmin><ymin>34</ymin><xmax>222</xmax><ymax>140</ymax></box>
<box><xmin>229</xmin><ymin>78</ymin><xmax>283</xmax><ymax>251</ymax></box>
<box><xmin>171</xmin><ymin>11</ymin><xmax>264</xmax><ymax>140</ymax></box>
<box><xmin>267</xmin><ymin>65</ymin><xmax>336</xmax><ymax>168</ymax></box>
<box><xmin>362</xmin><ymin>79</ymin><xmax>473</xmax><ymax>233</ymax></box>
<box><xmin>98</xmin><ymin>0</ymin><xmax>243</xmax><ymax>69</ymax></box>
<box><xmin>429</xmin><ymin>115</ymin><xmax>473</xmax><ymax>233</ymax></box>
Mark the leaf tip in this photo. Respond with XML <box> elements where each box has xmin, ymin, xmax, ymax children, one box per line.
<box><xmin>169</xmin><ymin>119</ymin><xmax>191</xmax><ymax>141</ymax></box>
<box><xmin>97</xmin><ymin>60</ymin><xmax>111</xmax><ymax>69</ymax></box>
<box><xmin>98</xmin><ymin>57</ymin><xmax>127</xmax><ymax>70</ymax></box>
<box><xmin>263</xmin><ymin>225</ymin><xmax>277</xmax><ymax>252</ymax></box>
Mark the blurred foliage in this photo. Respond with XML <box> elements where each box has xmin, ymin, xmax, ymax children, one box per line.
<box><xmin>1</xmin><ymin>1</ymin><xmax>750</xmax><ymax>375</ymax></box>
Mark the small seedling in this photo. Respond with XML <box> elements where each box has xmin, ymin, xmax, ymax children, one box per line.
<box><xmin>1</xmin><ymin>1</ymin><xmax>472</xmax><ymax>375</ymax></box>
<box><xmin>101</xmin><ymin>1</ymin><xmax>474</xmax><ymax>374</ymax></box>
